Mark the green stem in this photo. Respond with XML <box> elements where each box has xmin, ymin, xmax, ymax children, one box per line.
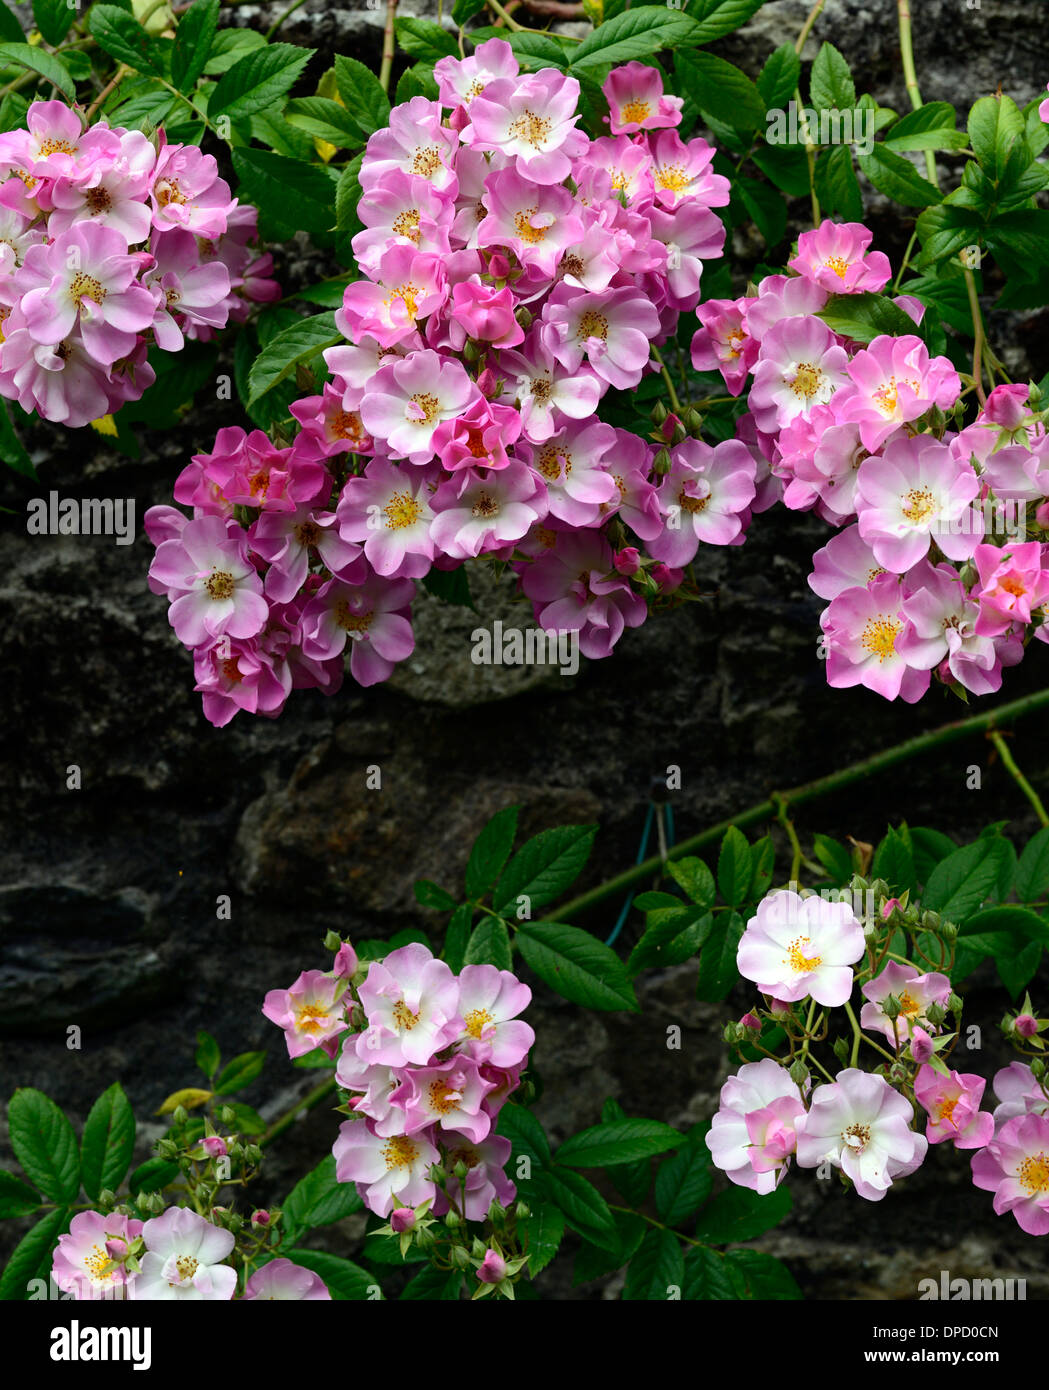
<box><xmin>544</xmin><ymin>687</ymin><xmax>1049</xmax><ymax>924</ymax></box>
<box><xmin>892</xmin><ymin>229</ymin><xmax>918</xmax><ymax>293</ymax></box>
<box><xmin>607</xmin><ymin>1203</ymin><xmax>706</xmax><ymax>1248</ymax></box>
<box><xmin>794</xmin><ymin>0</ymin><xmax>827</xmax><ymax>54</ymax></box>
<box><xmin>379</xmin><ymin>0</ymin><xmax>398</xmax><ymax>95</ymax></box>
<box><xmin>964</xmin><ymin>265</ymin><xmax>987</xmax><ymax>407</ymax></box>
<box><xmin>989</xmin><ymin>730</ymin><xmax>1049</xmax><ymax>827</ymax></box>
<box><xmin>259</xmin><ymin>1075</ymin><xmax>338</xmax><ymax>1148</ymax></box>
<box><xmin>266</xmin><ymin>0</ymin><xmax>309</xmax><ymax>40</ymax></box>
<box><xmin>650</xmin><ymin>345</ymin><xmax>682</xmax><ymax>416</ymax></box>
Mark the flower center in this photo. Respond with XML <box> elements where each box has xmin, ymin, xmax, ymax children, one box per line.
<box><xmin>620</xmin><ymin>98</ymin><xmax>651</xmax><ymax>125</ymax></box>
<box><xmin>788</xmin><ymin>361</ymin><xmax>825</xmax><ymax>402</ymax></box>
<box><xmin>334</xmin><ymin>599</ymin><xmax>373</xmax><ymax>633</ymax></box>
<box><xmin>205</xmin><ymin>570</ymin><xmax>235</xmax><ymax>600</ymax></box>
<box><xmin>174</xmin><ymin>1255</ymin><xmax>199</xmax><ymax>1282</ymax></box>
<box><xmin>901</xmin><ymin>487</ymin><xmax>936</xmax><ymax>524</ymax></box>
<box><xmin>70</xmin><ymin>272</ymin><xmax>106</xmax><ymax>310</ymax></box>
<box><xmin>295</xmin><ymin>521</ymin><xmax>321</xmax><ymax>547</ymax></box>
<box><xmin>391</xmin><ymin>280</ymin><xmax>420</xmax><ymax>319</ymax></box>
<box><xmin>861</xmin><ymin>614</ymin><xmax>901</xmax><ymax>663</ymax></box>
<box><xmin>824</xmin><ymin>255</ymin><xmax>850</xmax><ymax>279</ymax></box>
<box><xmin>154</xmin><ymin>177</ymin><xmax>186</xmax><ymax>207</ymax></box>
<box><xmin>577</xmin><ymin>310</ymin><xmax>608</xmax><ymax>342</ymax></box>
<box><xmin>513</xmin><ymin>208</ymin><xmax>547</xmax><ymax>245</ymax></box>
<box><xmin>383</xmin><ymin>490</ymin><xmax>422</xmax><ymax>529</ymax></box>
<box><xmin>509</xmin><ymin>109</ymin><xmax>552</xmax><ymax>148</ymax></box>
<box><xmin>383</xmin><ymin>1135</ymin><xmax>418</xmax><ymax>1169</ymax></box>
<box><xmin>86</xmin><ymin>187</ymin><xmax>112</xmax><ymax>215</ymax></box>
<box><xmin>471</xmin><ymin>491</ymin><xmax>498</xmax><ymax>518</ymax></box>
<box><xmin>392</xmin><ymin>209</ymin><xmax>421</xmax><ymax>242</ymax></box>
<box><xmin>331</xmin><ymin>409</ymin><xmax>363</xmax><ymax>441</ymax></box>
<box><xmin>536</xmin><ymin>445</ymin><xmax>571</xmax><ymax>480</ymax></box>
<box><xmin>531</xmin><ymin>375</ymin><xmax>552</xmax><ymax>403</ymax></box>
<box><xmin>407</xmin><ymin>391</ymin><xmax>440</xmax><ymax>426</ymax></box>
<box><xmin>84</xmin><ymin>1244</ymin><xmax>113</xmax><ymax>1281</ymax></box>
<box><xmin>448</xmin><ymin>1145</ymin><xmax>481</xmax><ymax>1169</ymax></box>
<box><xmin>655</xmin><ymin>163</ymin><xmax>689</xmax><ymax>193</ymax></box>
<box><xmin>999</xmin><ymin>575</ymin><xmax>1027</xmax><ymax>597</ymax></box>
<box><xmin>392</xmin><ymin>999</ymin><xmax>420</xmax><ymax>1030</ymax></box>
<box><xmin>842</xmin><ymin>1122</ymin><xmax>871</xmax><ymax>1152</ymax></box>
<box><xmin>39</xmin><ymin>138</ymin><xmax>77</xmax><ymax>157</ymax></box>
<box><xmin>410</xmin><ymin>147</ymin><xmax>441</xmax><ymax>177</ymax></box>
<box><xmin>221</xmin><ymin>657</ymin><xmax>242</xmax><ymax>683</ymax></box>
<box><xmin>937</xmin><ymin>1096</ymin><xmax>960</xmax><ymax>1127</ymax></box>
<box><xmin>678</xmin><ymin>488</ymin><xmax>708</xmax><ymax>515</ymax></box>
<box><xmin>296</xmin><ymin>1001</ymin><xmax>329</xmax><ymax>1033</ymax></box>
<box><xmin>1018</xmin><ymin>1151</ymin><xmax>1049</xmax><ymax>1194</ymax></box>
<box><xmin>783</xmin><ymin>936</ymin><xmax>822</xmax><ymax>973</ymax></box>
<box><xmin>896</xmin><ymin>989</ymin><xmax>920</xmax><ymax>1019</ymax></box>
<box><xmin>428</xmin><ymin>1079</ymin><xmax>461</xmax><ymax>1114</ymax></box>
<box><xmin>463</xmin><ymin>1007</ymin><xmax>495</xmax><ymax>1039</ymax></box>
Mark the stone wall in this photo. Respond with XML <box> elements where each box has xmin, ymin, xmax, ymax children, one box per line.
<box><xmin>2</xmin><ymin>0</ymin><xmax>1048</xmax><ymax>1297</ymax></box>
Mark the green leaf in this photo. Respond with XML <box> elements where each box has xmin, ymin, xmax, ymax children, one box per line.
<box><xmin>674</xmin><ymin>49</ymin><xmax>764</xmax><ymax>133</ymax></box>
<box><xmin>295</xmin><ymin>274</ymin><xmax>355</xmax><ymax>308</ymax></box>
<box><xmin>333</xmin><ymin>54</ymin><xmax>390</xmax><ymax>138</ymax></box>
<box><xmin>654</xmin><ymin>1141</ymin><xmax>713</xmax><ymax>1226</ymax></box>
<box><xmin>813</xmin><ymin>144</ymin><xmax>863</xmax><ymax>221</ymax></box>
<box><xmin>857</xmin><ymin>143</ymin><xmax>941</xmax><ymax>207</ymax></box>
<box><xmin>696</xmin><ymin>910</ymin><xmax>744</xmax><ymax>1002</ymax></box>
<box><xmin>32</xmin><ymin>0</ymin><xmax>73</xmax><ymax>47</ymax></box>
<box><xmin>414</xmin><ymin>879</ymin><xmax>457</xmax><ymax>911</ymax></box>
<box><xmin>463</xmin><ymin>916</ymin><xmax>513</xmax><ymax>971</ymax></box>
<box><xmin>872</xmin><ymin>825</ymin><xmax>917</xmax><ymax>897</ymax></box>
<box><xmin>813</xmin><ymin>833</ymin><xmax>853</xmax><ymax>885</ymax></box>
<box><xmin>0</xmin><ymin>43</ymin><xmax>75</xmax><ymax>101</ymax></box>
<box><xmin>453</xmin><ymin>0</ymin><xmax>486</xmax><ymax>22</ymax></box>
<box><xmin>694</xmin><ymin>1181</ymin><xmax>792</xmax><ymax>1244</ymax></box>
<box><xmin>910</xmin><ymin>825</ymin><xmax>958</xmax><ymax>885</ymax></box>
<box><xmin>666</xmin><ymin>856</ymin><xmax>716</xmax><ymax>909</ymax></box>
<box><xmin>517</xmin><ymin>921</ymin><xmax>639</xmax><ymax>1012</ymax></box>
<box><xmin>885</xmin><ymin>102</ymin><xmax>967</xmax><ymax>153</ymax></box>
<box><xmin>280</xmin><ymin>1248</ymin><xmax>376</xmax><ymax>1299</ymax></box>
<box><xmin>573</xmin><ymin>1210</ymin><xmax>645</xmax><ymax>1284</ymax></box>
<box><xmin>540</xmin><ymin>1166</ymin><xmax>619</xmax><ymax>1252</ymax></box>
<box><xmin>245</xmin><ymin>309</ymin><xmax>339</xmax><ymax>404</ymax></box>
<box><xmin>556</xmin><ymin>1119</ymin><xmax>682</xmax><ymax>1169</ymax></box>
<box><xmin>469</xmin><ymin>29</ymin><xmax>569</xmax><ymax>72</ymax></box>
<box><xmin>968</xmin><ymin>93</ymin><xmax>1027</xmax><ymax>182</ymax></box>
<box><xmin>0</xmin><ymin>397</ymin><xmax>34</xmax><ymax>478</ymax></box>
<box><xmin>0</xmin><ymin>2</ymin><xmax>21</xmax><ymax>44</ymax></box>
<box><xmin>623</xmin><ymin>1227</ymin><xmax>685</xmax><ymax>1300</ymax></box>
<box><xmin>998</xmin><ymin>940</ymin><xmax>1041</xmax><ymax>999</ymax></box>
<box><xmin>0</xmin><ymin>1207</ymin><xmax>69</xmax><ymax>1300</ymax></box>
<box><xmin>0</xmin><ymin>1170</ymin><xmax>41</xmax><ymax>1219</ymax></box>
<box><xmin>195</xmin><ymin>1030</ymin><xmax>221</xmax><ymax>1079</ymax></box>
<box><xmin>521</xmin><ymin>1204</ymin><xmax>565</xmax><ymax>1276</ymax></box>
<box><xmin>683</xmin><ymin>1244</ymin><xmax>737</xmax><ymax>1299</ymax></box>
<box><xmin>400</xmin><ymin>1265</ymin><xmax>462</xmax><ymax>1299</ymax></box>
<box><xmin>234</xmin><ymin>149</ymin><xmax>336</xmax><ymax>238</ymax></box>
<box><xmin>1016</xmin><ymin>826</ymin><xmax>1049</xmax><ymax>903</ymax></box>
<box><xmin>128</xmin><ymin>1154</ymin><xmax>179</xmax><ymax>1195</ymax></box>
<box><xmin>335</xmin><ymin>150</ymin><xmax>365</xmax><ymax>246</ymax></box>
<box><xmin>570</xmin><ymin>6</ymin><xmax>700</xmax><ymax>73</ymax></box>
<box><xmin>493</xmin><ymin>824</ymin><xmax>596</xmax><ymax>914</ymax></box>
<box><xmin>214</xmin><ymin>1050</ymin><xmax>266</xmax><ymax>1095</ymax></box>
<box><xmin>80</xmin><ymin>1084</ymin><xmax>136</xmax><ymax>1202</ymax></box>
<box><xmin>960</xmin><ymin>906</ymin><xmax>1049</xmax><ymax>948</ymax></box>
<box><xmin>171</xmin><ymin>0</ymin><xmax>219</xmax><ymax>91</ymax></box>
<box><xmin>395</xmin><ymin>15</ymin><xmax>458</xmax><ymax>61</ymax></box>
<box><xmin>599</xmin><ymin>1096</ymin><xmax>651</xmax><ymax>1205</ymax></box>
<box><xmin>717</xmin><ymin>827</ymin><xmax>751</xmax><ymax>907</ymax></box>
<box><xmin>818</xmin><ymin>290</ymin><xmax>927</xmax><ymax>344</ymax></box>
<box><xmin>736</xmin><ymin>175</ymin><xmax>786</xmax><ymax>246</ymax></box>
<box><xmin>8</xmin><ymin>1089</ymin><xmax>80</xmax><ymax>1205</ymax></box>
<box><xmin>421</xmin><ymin>564</ymin><xmax>473</xmax><ymax>607</ymax></box>
<box><xmin>395</xmin><ymin>62</ymin><xmax>439</xmax><ymax>104</ymax></box>
<box><xmin>809</xmin><ymin>42</ymin><xmax>855</xmax><ymax>112</ymax></box>
<box><xmin>985</xmin><ymin>211</ymin><xmax>1049</xmax><ymax>266</ymax></box>
<box><xmin>282</xmin><ymin>1153</ymin><xmax>363</xmax><ymax>1245</ymax></box>
<box><xmin>223</xmin><ymin>1102</ymin><xmax>266</xmax><ymax>1135</ymax></box>
<box><xmin>916</xmin><ymin>203</ymin><xmax>984</xmax><ymax>268</ymax></box>
<box><xmin>442</xmin><ymin>901</ymin><xmax>474</xmax><ymax>973</ymax></box>
<box><xmin>285</xmin><ymin>96</ymin><xmax>363</xmax><ymax>147</ymax></box>
<box><xmin>685</xmin><ymin>0</ymin><xmax>765</xmax><ymax>44</ymax></box>
<box><xmin>496</xmin><ymin>1101</ymin><xmax>551</xmax><ymax>1168</ymax></box>
<box><xmin>756</xmin><ymin>42</ymin><xmax>800</xmax><ymax>110</ymax></box>
<box><xmin>628</xmin><ymin>906</ymin><xmax>712</xmax><ymax>975</ymax></box>
<box><xmin>466</xmin><ymin>805</ymin><xmax>519</xmax><ymax>900</ymax></box>
<box><xmin>87</xmin><ymin>6</ymin><xmax>164</xmax><ymax>76</ymax></box>
<box><xmin>923</xmin><ymin>838</ymin><xmax>1012</xmax><ymax>922</ymax></box>
<box><xmin>210</xmin><ymin>42</ymin><xmax>314</xmax><ymax>122</ymax></box>
<box><xmin>725</xmin><ymin>1248</ymin><xmax>802</xmax><ymax>1299</ymax></box>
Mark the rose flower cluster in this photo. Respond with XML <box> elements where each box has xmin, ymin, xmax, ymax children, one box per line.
<box><xmin>145</xmin><ymin>45</ymin><xmax>757</xmax><ymax>726</ymax></box>
<box><xmin>693</xmin><ymin>216</ymin><xmax>1049</xmax><ymax>704</ymax></box>
<box><xmin>263</xmin><ymin>940</ymin><xmax>533</xmax><ymax>1223</ymax></box>
<box><xmin>707</xmin><ymin>887</ymin><xmax>1049</xmax><ymax>1235</ymax></box>
<box><xmin>0</xmin><ymin>99</ymin><xmax>278</xmax><ymax>427</ymax></box>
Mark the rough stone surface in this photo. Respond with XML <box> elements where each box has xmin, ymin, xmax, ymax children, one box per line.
<box><xmin>2</xmin><ymin>0</ymin><xmax>1049</xmax><ymax>1299</ymax></box>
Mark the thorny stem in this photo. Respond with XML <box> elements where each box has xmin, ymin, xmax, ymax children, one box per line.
<box><xmin>608</xmin><ymin>1203</ymin><xmax>707</xmax><ymax>1248</ymax></box>
<box><xmin>989</xmin><ymin>730</ymin><xmax>1049</xmax><ymax>828</ymax></box>
<box><xmin>85</xmin><ymin>64</ymin><xmax>131</xmax><ymax>122</ymax></box>
<box><xmin>964</xmin><ymin>263</ymin><xmax>988</xmax><ymax>407</ymax></box>
<box><xmin>794</xmin><ymin>0</ymin><xmax>827</xmax><ymax>55</ymax></box>
<box><xmin>266</xmin><ymin>0</ymin><xmax>310</xmax><ymax>40</ymax></box>
<box><xmin>379</xmin><ymin>0</ymin><xmax>398</xmax><ymax>94</ymax></box>
<box><xmin>650</xmin><ymin>344</ymin><xmax>682</xmax><ymax>416</ymax></box>
<box><xmin>259</xmin><ymin>1075</ymin><xmax>339</xmax><ymax>1147</ymax></box>
<box><xmin>548</xmin><ymin>688</ymin><xmax>1049</xmax><ymax>924</ymax></box>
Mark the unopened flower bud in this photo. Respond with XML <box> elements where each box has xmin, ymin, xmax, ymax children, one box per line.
<box><xmin>390</xmin><ymin>1207</ymin><xmax>416</xmax><ymax>1234</ymax></box>
<box><xmin>948</xmin><ymin>993</ymin><xmax>963</xmax><ymax>1015</ymax></box>
<box><xmin>684</xmin><ymin>407</ymin><xmax>704</xmax><ymax>436</ymax></box>
<box><xmin>940</xmin><ymin>919</ymin><xmax>957</xmax><ymax>942</ymax></box>
<box><xmin>488</xmin><ymin>253</ymin><xmax>511</xmax><ymax>281</ymax></box>
<box><xmin>450</xmin><ymin>1243</ymin><xmax>473</xmax><ymax>1269</ymax></box>
<box><xmin>739</xmin><ymin>1012</ymin><xmax>760</xmax><ymax>1033</ymax></box>
<box><xmin>453</xmin><ymin>1159</ymin><xmax>470</xmax><ymax>1182</ymax></box>
<box><xmin>614</xmin><ymin>546</ymin><xmax>641</xmax><ymax>577</ymax></box>
<box><xmin>487</xmin><ymin>1199</ymin><xmax>507</xmax><ymax>1224</ymax></box>
<box><xmin>869</xmin><ymin>879</ymin><xmax>890</xmax><ymax>900</ymax></box>
<box><xmin>97</xmin><ymin>1189</ymin><xmax>116</xmax><ymax>1208</ymax></box>
<box><xmin>477</xmin><ymin>1249</ymin><xmax>507</xmax><ymax>1284</ymax></box>
<box><xmin>251</xmin><ymin>1209</ymin><xmax>270</xmax><ymax>1227</ymax></box>
<box><xmin>1015</xmin><ymin>1013</ymin><xmax>1039</xmax><ymax>1039</ymax></box>
<box><xmin>244</xmin><ymin>1144</ymin><xmax>262</xmax><ymax>1165</ymax></box>
<box><xmin>925</xmin><ymin>1002</ymin><xmax>946</xmax><ymax>1026</ymax></box>
<box><xmin>514</xmin><ymin>305</ymin><xmax>533</xmax><ymax>331</ymax></box>
<box><xmin>220</xmin><ymin>1107</ymin><xmax>235</xmax><ymax>1125</ymax></box>
<box><xmin>1030</xmin><ymin>1058</ymin><xmax>1046</xmax><ymax>1080</ymax></box>
<box><xmin>650</xmin><ymin>401</ymin><xmax>668</xmax><ymax>426</ymax></box>
<box><xmin>444</xmin><ymin>1209</ymin><xmax>462</xmax><ymax>1230</ymax></box>
<box><xmin>105</xmin><ymin>1238</ymin><xmax>128</xmax><ymax>1260</ymax></box>
<box><xmin>514</xmin><ymin>1201</ymin><xmax>531</xmax><ymax>1220</ymax></box>
<box><xmin>888</xmin><ymin>1062</ymin><xmax>908</xmax><ymax>1085</ymax></box>
<box><xmin>832</xmin><ymin>1036</ymin><xmax>850</xmax><ymax>1065</ymax></box>
<box><xmin>789</xmin><ymin>1059</ymin><xmax>809</xmax><ymax>1086</ymax></box>
<box><xmin>202</xmin><ymin>1135</ymin><xmax>228</xmax><ymax>1159</ymax></box>
<box><xmin>157</xmin><ymin>1138</ymin><xmax>179</xmax><ymax>1159</ymax></box>
<box><xmin>909</xmin><ymin>1026</ymin><xmax>934</xmax><ymax>1063</ymax></box>
<box><xmin>653</xmin><ymin>447</ymin><xmax>672</xmax><ymax>476</ymax></box>
<box><xmin>172</xmin><ymin>1105</ymin><xmax>189</xmax><ymax>1127</ymax></box>
<box><xmin>723</xmin><ymin>1022</ymin><xmax>741</xmax><ymax>1044</ymax></box>
<box><xmin>882</xmin><ymin>993</ymin><xmax>903</xmax><ymax>1021</ymax></box>
<box><xmin>921</xmin><ymin>909</ymin><xmax>942</xmax><ymax>932</ymax></box>
<box><xmin>333</xmin><ymin>942</ymin><xmax>358</xmax><ymax>978</ymax></box>
<box><xmin>463</xmin><ymin>339</ymin><xmax>482</xmax><ymax>364</ymax></box>
<box><xmin>475</xmin><ymin>366</ymin><xmax>498</xmax><ymax>398</ymax></box>
<box><xmin>323</xmin><ymin>929</ymin><xmax>342</xmax><ymax>952</ymax></box>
